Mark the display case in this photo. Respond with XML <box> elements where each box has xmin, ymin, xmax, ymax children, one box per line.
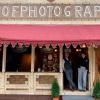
<box><xmin>35</xmin><ymin>46</ymin><xmax>59</xmax><ymax>72</ymax></box>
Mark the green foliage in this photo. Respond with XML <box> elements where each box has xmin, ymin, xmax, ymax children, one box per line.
<box><xmin>93</xmin><ymin>81</ymin><xmax>100</xmax><ymax>99</ymax></box>
<box><xmin>51</xmin><ymin>79</ymin><xmax>60</xmax><ymax>98</ymax></box>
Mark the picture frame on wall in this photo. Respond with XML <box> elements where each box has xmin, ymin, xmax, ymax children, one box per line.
<box><xmin>48</xmin><ymin>54</ymin><xmax>53</xmax><ymax>61</ymax></box>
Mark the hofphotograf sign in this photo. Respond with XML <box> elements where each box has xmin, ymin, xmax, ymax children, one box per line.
<box><xmin>0</xmin><ymin>4</ymin><xmax>100</xmax><ymax>20</ymax></box>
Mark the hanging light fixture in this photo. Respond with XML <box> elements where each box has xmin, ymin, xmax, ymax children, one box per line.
<box><xmin>82</xmin><ymin>44</ymin><xmax>86</xmax><ymax>48</ymax></box>
<box><xmin>54</xmin><ymin>49</ymin><xmax>57</xmax><ymax>52</ymax></box>
<box><xmin>76</xmin><ymin>45</ymin><xmax>81</xmax><ymax>52</ymax></box>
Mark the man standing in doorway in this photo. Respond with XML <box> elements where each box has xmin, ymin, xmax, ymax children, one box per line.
<box><xmin>64</xmin><ymin>52</ymin><xmax>76</xmax><ymax>90</ymax></box>
<box><xmin>78</xmin><ymin>52</ymin><xmax>89</xmax><ymax>91</ymax></box>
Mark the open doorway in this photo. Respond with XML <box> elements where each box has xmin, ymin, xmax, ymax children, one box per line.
<box><xmin>63</xmin><ymin>45</ymin><xmax>89</xmax><ymax>91</ymax></box>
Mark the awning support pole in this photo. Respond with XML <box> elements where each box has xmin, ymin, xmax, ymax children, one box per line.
<box><xmin>31</xmin><ymin>46</ymin><xmax>35</xmax><ymax>72</ymax></box>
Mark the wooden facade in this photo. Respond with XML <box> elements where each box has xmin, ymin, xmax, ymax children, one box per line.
<box><xmin>0</xmin><ymin>46</ymin><xmax>95</xmax><ymax>96</ymax></box>
<box><xmin>0</xmin><ymin>0</ymin><xmax>99</xmax><ymax>98</ymax></box>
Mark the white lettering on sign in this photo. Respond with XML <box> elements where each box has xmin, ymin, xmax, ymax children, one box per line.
<box><xmin>47</xmin><ymin>6</ymin><xmax>53</xmax><ymax>18</ymax></box>
<box><xmin>64</xmin><ymin>6</ymin><xmax>71</xmax><ymax>17</ymax></box>
<box><xmin>29</xmin><ymin>6</ymin><xmax>37</xmax><ymax>17</ymax></box>
<box><xmin>2</xmin><ymin>6</ymin><xmax>9</xmax><ymax>17</ymax></box>
<box><xmin>54</xmin><ymin>6</ymin><xmax>61</xmax><ymax>17</ymax></box>
<box><xmin>0</xmin><ymin>4</ymin><xmax>99</xmax><ymax>20</ymax></box>
<box><xmin>84</xmin><ymin>6</ymin><xmax>92</xmax><ymax>17</ymax></box>
<box><xmin>20</xmin><ymin>6</ymin><xmax>28</xmax><ymax>17</ymax></box>
<box><xmin>12</xmin><ymin>6</ymin><xmax>19</xmax><ymax>17</ymax></box>
<box><xmin>94</xmin><ymin>6</ymin><xmax>100</xmax><ymax>17</ymax></box>
<box><xmin>75</xmin><ymin>6</ymin><xmax>82</xmax><ymax>18</ymax></box>
<box><xmin>39</xmin><ymin>6</ymin><xmax>47</xmax><ymax>17</ymax></box>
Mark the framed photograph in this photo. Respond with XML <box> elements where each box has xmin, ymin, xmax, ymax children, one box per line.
<box><xmin>48</xmin><ymin>54</ymin><xmax>53</xmax><ymax>60</ymax></box>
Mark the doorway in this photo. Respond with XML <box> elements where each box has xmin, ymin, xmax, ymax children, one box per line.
<box><xmin>63</xmin><ymin>45</ymin><xmax>89</xmax><ymax>91</ymax></box>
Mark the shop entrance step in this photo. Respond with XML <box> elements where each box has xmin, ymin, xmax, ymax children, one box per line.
<box><xmin>62</xmin><ymin>95</ymin><xmax>94</xmax><ymax>100</ymax></box>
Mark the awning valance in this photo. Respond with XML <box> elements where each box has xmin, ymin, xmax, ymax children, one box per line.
<box><xmin>0</xmin><ymin>25</ymin><xmax>100</xmax><ymax>47</ymax></box>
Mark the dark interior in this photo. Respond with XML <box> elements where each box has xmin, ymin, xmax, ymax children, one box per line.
<box><xmin>6</xmin><ymin>44</ymin><xmax>31</xmax><ymax>72</ymax></box>
<box><xmin>34</xmin><ymin>45</ymin><xmax>60</xmax><ymax>72</ymax></box>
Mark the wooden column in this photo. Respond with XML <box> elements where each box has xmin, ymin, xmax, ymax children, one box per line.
<box><xmin>88</xmin><ymin>46</ymin><xmax>95</xmax><ymax>95</ymax></box>
<box><xmin>30</xmin><ymin>46</ymin><xmax>35</xmax><ymax>94</ymax></box>
<box><xmin>2</xmin><ymin>45</ymin><xmax>7</xmax><ymax>72</ymax></box>
<box><xmin>31</xmin><ymin>46</ymin><xmax>35</xmax><ymax>72</ymax></box>
<box><xmin>59</xmin><ymin>47</ymin><xmax>64</xmax><ymax>73</ymax></box>
<box><xmin>59</xmin><ymin>47</ymin><xmax>63</xmax><ymax>94</ymax></box>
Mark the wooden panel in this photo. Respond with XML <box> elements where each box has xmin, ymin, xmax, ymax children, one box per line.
<box><xmin>7</xmin><ymin>75</ymin><xmax>28</xmax><ymax>84</ymax></box>
<box><xmin>34</xmin><ymin>73</ymin><xmax>63</xmax><ymax>95</ymax></box>
<box><xmin>36</xmin><ymin>75</ymin><xmax>56</xmax><ymax>84</ymax></box>
<box><xmin>5</xmin><ymin>73</ymin><xmax>31</xmax><ymax>94</ymax></box>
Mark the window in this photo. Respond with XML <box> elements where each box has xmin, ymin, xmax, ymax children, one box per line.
<box><xmin>34</xmin><ymin>45</ymin><xmax>60</xmax><ymax>72</ymax></box>
<box><xmin>6</xmin><ymin>44</ymin><xmax>31</xmax><ymax>72</ymax></box>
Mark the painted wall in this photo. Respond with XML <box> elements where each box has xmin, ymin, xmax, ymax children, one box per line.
<box><xmin>0</xmin><ymin>0</ymin><xmax>99</xmax><ymax>4</ymax></box>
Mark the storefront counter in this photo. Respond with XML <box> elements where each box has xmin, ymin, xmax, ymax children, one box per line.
<box><xmin>0</xmin><ymin>72</ymin><xmax>63</xmax><ymax>95</ymax></box>
<box><xmin>34</xmin><ymin>72</ymin><xmax>63</xmax><ymax>95</ymax></box>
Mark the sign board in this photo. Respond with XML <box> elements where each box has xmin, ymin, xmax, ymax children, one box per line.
<box><xmin>0</xmin><ymin>4</ymin><xmax>100</xmax><ymax>20</ymax></box>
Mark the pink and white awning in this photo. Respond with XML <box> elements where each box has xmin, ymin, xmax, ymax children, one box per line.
<box><xmin>0</xmin><ymin>24</ymin><xmax>100</xmax><ymax>47</ymax></box>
